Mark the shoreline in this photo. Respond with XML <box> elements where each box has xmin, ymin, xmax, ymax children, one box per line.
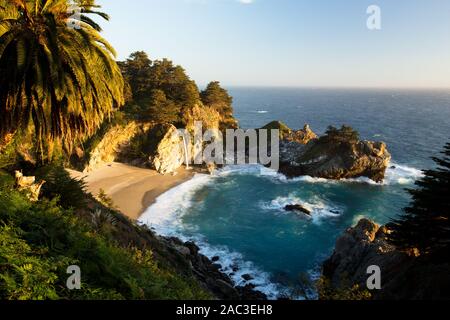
<box><xmin>67</xmin><ymin>162</ymin><xmax>195</xmax><ymax>220</ymax></box>
<box><xmin>68</xmin><ymin>162</ymin><xmax>270</xmax><ymax>300</ymax></box>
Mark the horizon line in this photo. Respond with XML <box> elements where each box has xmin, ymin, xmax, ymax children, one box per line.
<box><xmin>209</xmin><ymin>84</ymin><xmax>450</xmax><ymax>91</ymax></box>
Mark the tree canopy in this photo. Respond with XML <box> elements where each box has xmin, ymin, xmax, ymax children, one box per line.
<box><xmin>201</xmin><ymin>81</ymin><xmax>232</xmax><ymax>109</ymax></box>
<box><xmin>200</xmin><ymin>81</ymin><xmax>236</xmax><ymax>129</ymax></box>
<box><xmin>120</xmin><ymin>52</ymin><xmax>200</xmax><ymax>124</ymax></box>
<box><xmin>323</xmin><ymin>125</ymin><xmax>360</xmax><ymax>143</ymax></box>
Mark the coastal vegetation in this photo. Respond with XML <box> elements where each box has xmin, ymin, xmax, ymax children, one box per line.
<box><xmin>0</xmin><ymin>0</ymin><xmax>124</xmax><ymax>163</ymax></box>
<box><xmin>389</xmin><ymin>141</ymin><xmax>450</xmax><ymax>260</ymax></box>
<box><xmin>0</xmin><ymin>0</ymin><xmax>448</xmax><ymax>301</ymax></box>
<box><xmin>321</xmin><ymin>140</ymin><xmax>450</xmax><ymax>300</ymax></box>
<box><xmin>322</xmin><ymin>125</ymin><xmax>360</xmax><ymax>144</ymax></box>
<box><xmin>0</xmin><ymin>0</ymin><xmax>224</xmax><ymax>301</ymax></box>
<box><xmin>0</xmin><ymin>168</ymin><xmax>211</xmax><ymax>299</ymax></box>
<box><xmin>118</xmin><ymin>51</ymin><xmax>235</xmax><ymax>128</ymax></box>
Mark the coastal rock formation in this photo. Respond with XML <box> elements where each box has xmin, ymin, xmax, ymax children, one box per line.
<box><xmin>148</xmin><ymin>105</ymin><xmax>224</xmax><ymax>174</ymax></box>
<box><xmin>261</xmin><ymin>121</ymin><xmax>318</xmax><ymax>145</ymax></box>
<box><xmin>259</xmin><ymin>121</ymin><xmax>390</xmax><ymax>182</ymax></box>
<box><xmin>158</xmin><ymin>238</ymin><xmax>267</xmax><ymax>300</ymax></box>
<box><xmin>147</xmin><ymin>124</ymin><xmax>186</xmax><ymax>175</ymax></box>
<box><xmin>322</xmin><ymin>219</ymin><xmax>450</xmax><ymax>300</ymax></box>
<box><xmin>284</xmin><ymin>204</ymin><xmax>312</xmax><ymax>216</ymax></box>
<box><xmin>81</xmin><ymin>121</ymin><xmax>154</xmax><ymax>172</ymax></box>
<box><xmin>184</xmin><ymin>104</ymin><xmax>224</xmax><ymax>165</ymax></box>
<box><xmin>279</xmin><ymin>134</ymin><xmax>391</xmax><ymax>182</ymax></box>
<box><xmin>78</xmin><ymin>105</ymin><xmax>225</xmax><ymax>175</ymax></box>
<box><xmin>286</xmin><ymin>124</ymin><xmax>318</xmax><ymax>144</ymax></box>
<box><xmin>14</xmin><ymin>171</ymin><xmax>45</xmax><ymax>202</ymax></box>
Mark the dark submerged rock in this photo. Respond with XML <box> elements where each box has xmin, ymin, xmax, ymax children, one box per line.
<box><xmin>284</xmin><ymin>204</ymin><xmax>312</xmax><ymax>216</ymax></box>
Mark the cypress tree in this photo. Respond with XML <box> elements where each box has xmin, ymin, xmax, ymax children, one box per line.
<box><xmin>389</xmin><ymin>141</ymin><xmax>450</xmax><ymax>258</ymax></box>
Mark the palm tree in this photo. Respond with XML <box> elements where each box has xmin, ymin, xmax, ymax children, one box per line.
<box><xmin>0</xmin><ymin>0</ymin><xmax>124</xmax><ymax>161</ymax></box>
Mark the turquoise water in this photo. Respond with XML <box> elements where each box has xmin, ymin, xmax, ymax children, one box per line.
<box><xmin>140</xmin><ymin>88</ymin><xmax>450</xmax><ymax>299</ymax></box>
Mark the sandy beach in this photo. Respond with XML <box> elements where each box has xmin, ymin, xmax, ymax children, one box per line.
<box><xmin>68</xmin><ymin>162</ymin><xmax>194</xmax><ymax>220</ymax></box>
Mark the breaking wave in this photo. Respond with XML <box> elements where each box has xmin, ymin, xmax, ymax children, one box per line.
<box><xmin>138</xmin><ymin>161</ymin><xmax>422</xmax><ymax>300</ymax></box>
<box><xmin>260</xmin><ymin>195</ymin><xmax>343</xmax><ymax>225</ymax></box>
<box><xmin>138</xmin><ymin>173</ymin><xmax>285</xmax><ymax>299</ymax></box>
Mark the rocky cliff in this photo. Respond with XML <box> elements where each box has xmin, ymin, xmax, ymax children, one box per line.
<box><xmin>76</xmin><ymin>105</ymin><xmax>225</xmax><ymax>175</ymax></box>
<box><xmin>164</xmin><ymin>237</ymin><xmax>266</xmax><ymax>300</ymax></box>
<box><xmin>145</xmin><ymin>124</ymin><xmax>186</xmax><ymax>175</ymax></box>
<box><xmin>322</xmin><ymin>219</ymin><xmax>450</xmax><ymax>300</ymax></box>
<box><xmin>79</xmin><ymin>121</ymin><xmax>154</xmax><ymax>172</ymax></box>
<box><xmin>80</xmin><ymin>115</ymin><xmax>390</xmax><ymax>182</ymax></box>
<box><xmin>278</xmin><ymin>126</ymin><xmax>391</xmax><ymax>182</ymax></box>
<box><xmin>147</xmin><ymin>105</ymin><xmax>224</xmax><ymax>174</ymax></box>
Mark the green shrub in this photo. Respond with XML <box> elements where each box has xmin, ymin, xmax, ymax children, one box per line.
<box><xmin>0</xmin><ymin>225</ymin><xmax>67</xmax><ymax>300</ymax></box>
<box><xmin>34</xmin><ymin>164</ymin><xmax>87</xmax><ymax>210</ymax></box>
<box><xmin>317</xmin><ymin>276</ymin><xmax>372</xmax><ymax>300</ymax></box>
<box><xmin>0</xmin><ymin>183</ymin><xmax>211</xmax><ymax>300</ymax></box>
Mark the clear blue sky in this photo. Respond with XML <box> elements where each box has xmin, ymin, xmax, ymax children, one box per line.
<box><xmin>96</xmin><ymin>0</ymin><xmax>450</xmax><ymax>88</ymax></box>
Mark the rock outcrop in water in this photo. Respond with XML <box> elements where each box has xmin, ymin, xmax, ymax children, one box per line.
<box><xmin>284</xmin><ymin>204</ymin><xmax>312</xmax><ymax>216</ymax></box>
<box><xmin>278</xmin><ymin>124</ymin><xmax>391</xmax><ymax>182</ymax></box>
<box><xmin>261</xmin><ymin>121</ymin><xmax>318</xmax><ymax>145</ymax></box>
<box><xmin>322</xmin><ymin>219</ymin><xmax>450</xmax><ymax>300</ymax></box>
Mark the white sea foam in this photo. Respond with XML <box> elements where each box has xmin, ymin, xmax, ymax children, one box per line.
<box><xmin>286</xmin><ymin>162</ymin><xmax>424</xmax><ymax>186</ymax></box>
<box><xmin>384</xmin><ymin>163</ymin><xmax>424</xmax><ymax>185</ymax></box>
<box><xmin>217</xmin><ymin>164</ymin><xmax>284</xmax><ymax>179</ymax></box>
<box><xmin>138</xmin><ymin>172</ymin><xmax>284</xmax><ymax>299</ymax></box>
<box><xmin>138</xmin><ymin>161</ymin><xmax>423</xmax><ymax>299</ymax></box>
<box><xmin>260</xmin><ymin>195</ymin><xmax>342</xmax><ymax>224</ymax></box>
<box><xmin>256</xmin><ymin>110</ymin><xmax>269</xmax><ymax>114</ymax></box>
<box><xmin>216</xmin><ymin>162</ymin><xmax>423</xmax><ymax>186</ymax></box>
<box><xmin>139</xmin><ymin>174</ymin><xmax>212</xmax><ymax>236</ymax></box>
<box><xmin>192</xmin><ymin>240</ymin><xmax>283</xmax><ymax>299</ymax></box>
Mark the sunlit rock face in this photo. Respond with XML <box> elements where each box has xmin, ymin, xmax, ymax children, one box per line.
<box><xmin>83</xmin><ymin>121</ymin><xmax>153</xmax><ymax>173</ymax></box>
<box><xmin>148</xmin><ymin>124</ymin><xmax>185</xmax><ymax>175</ymax></box>
<box><xmin>279</xmin><ymin>136</ymin><xmax>391</xmax><ymax>182</ymax></box>
<box><xmin>322</xmin><ymin>218</ymin><xmax>450</xmax><ymax>300</ymax></box>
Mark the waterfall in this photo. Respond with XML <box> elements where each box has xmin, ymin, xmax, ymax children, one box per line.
<box><xmin>181</xmin><ymin>135</ymin><xmax>190</xmax><ymax>169</ymax></box>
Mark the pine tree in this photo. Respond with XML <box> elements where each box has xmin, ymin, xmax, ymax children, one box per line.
<box><xmin>200</xmin><ymin>81</ymin><xmax>237</xmax><ymax>129</ymax></box>
<box><xmin>389</xmin><ymin>141</ymin><xmax>450</xmax><ymax>258</ymax></box>
<box><xmin>323</xmin><ymin>125</ymin><xmax>360</xmax><ymax>143</ymax></box>
<box><xmin>145</xmin><ymin>89</ymin><xmax>180</xmax><ymax>124</ymax></box>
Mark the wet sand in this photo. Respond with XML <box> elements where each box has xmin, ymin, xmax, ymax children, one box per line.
<box><xmin>68</xmin><ymin>162</ymin><xmax>194</xmax><ymax>220</ymax></box>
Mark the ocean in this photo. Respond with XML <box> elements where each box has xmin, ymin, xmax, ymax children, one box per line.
<box><xmin>139</xmin><ymin>88</ymin><xmax>450</xmax><ymax>299</ymax></box>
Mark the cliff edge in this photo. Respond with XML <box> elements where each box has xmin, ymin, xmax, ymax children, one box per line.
<box><xmin>322</xmin><ymin>219</ymin><xmax>450</xmax><ymax>300</ymax></box>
